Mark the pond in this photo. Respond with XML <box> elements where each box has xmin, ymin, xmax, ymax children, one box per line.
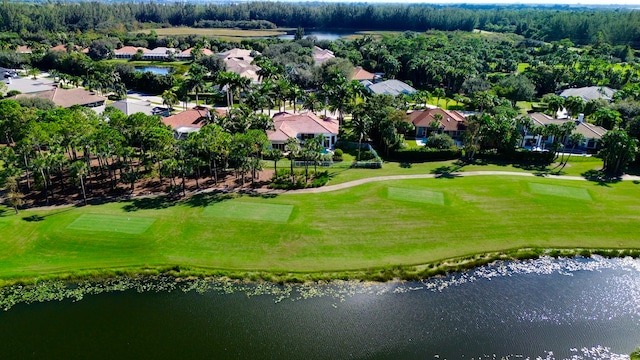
<box><xmin>277</xmin><ymin>31</ymin><xmax>354</xmax><ymax>41</ymax></box>
<box><xmin>1</xmin><ymin>256</ymin><xmax>639</xmax><ymax>359</ymax></box>
<box><xmin>134</xmin><ymin>66</ymin><xmax>172</xmax><ymax>76</ymax></box>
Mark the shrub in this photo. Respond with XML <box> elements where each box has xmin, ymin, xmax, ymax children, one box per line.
<box><xmin>425</xmin><ymin>133</ymin><xmax>456</xmax><ymax>150</ymax></box>
<box><xmin>332</xmin><ymin>149</ymin><xmax>343</xmax><ymax>162</ymax></box>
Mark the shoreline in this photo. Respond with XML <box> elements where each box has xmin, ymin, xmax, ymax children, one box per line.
<box><xmin>2</xmin><ymin>247</ymin><xmax>639</xmax><ymax>290</ymax></box>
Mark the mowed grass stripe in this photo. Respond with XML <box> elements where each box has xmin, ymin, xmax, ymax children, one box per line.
<box><xmin>529</xmin><ymin>183</ymin><xmax>592</xmax><ymax>201</ymax></box>
<box><xmin>203</xmin><ymin>202</ymin><xmax>293</xmax><ymax>223</ymax></box>
<box><xmin>387</xmin><ymin>187</ymin><xmax>445</xmax><ymax>205</ymax></box>
<box><xmin>67</xmin><ymin>214</ymin><xmax>156</xmax><ymax>234</ymax></box>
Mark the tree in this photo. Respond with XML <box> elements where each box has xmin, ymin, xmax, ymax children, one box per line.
<box><xmin>186</xmin><ymin>63</ymin><xmax>208</xmax><ymax>105</ymax></box>
<box><xmin>70</xmin><ymin>160</ymin><xmax>89</xmax><ymax>206</ymax></box>
<box><xmin>495</xmin><ymin>75</ymin><xmax>535</xmax><ymax>107</ymax></box>
<box><xmin>542</xmin><ymin>94</ymin><xmax>565</xmax><ymax>118</ymax></box>
<box><xmin>592</xmin><ymin>107</ymin><xmax>621</xmax><ymax>130</ymax></box>
<box><xmin>351</xmin><ymin>104</ymin><xmax>372</xmax><ymax>161</ymax></box>
<box><xmin>284</xmin><ymin>137</ymin><xmax>301</xmax><ymax>183</ymax></box>
<box><xmin>564</xmin><ymin>96</ymin><xmax>585</xmax><ymax>119</ymax></box>
<box><xmin>161</xmin><ymin>90</ymin><xmax>179</xmax><ymax>112</ymax></box>
<box><xmin>4</xmin><ymin>176</ymin><xmax>24</xmax><ymax>214</ymax></box>
<box><xmin>432</xmin><ymin>87</ymin><xmax>445</xmax><ymax>107</ymax></box>
<box><xmin>294</xmin><ymin>26</ymin><xmax>305</xmax><ymax>41</ymax></box>
<box><xmin>560</xmin><ymin>132</ymin><xmax>586</xmax><ymax>169</ymax></box>
<box><xmin>268</xmin><ymin>148</ymin><xmax>283</xmax><ymax>178</ymax></box>
<box><xmin>27</xmin><ymin>66</ymin><xmax>39</xmax><ymax>80</ymax></box>
<box><xmin>598</xmin><ymin>129</ymin><xmax>638</xmax><ymax>176</ymax></box>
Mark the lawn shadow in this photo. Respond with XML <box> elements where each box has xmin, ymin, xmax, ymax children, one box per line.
<box><xmin>183</xmin><ymin>191</ymin><xmax>236</xmax><ymax>208</ymax></box>
<box><xmin>0</xmin><ymin>208</ymin><xmax>9</xmax><ymax>217</ymax></box>
<box><xmin>122</xmin><ymin>196</ymin><xmax>177</xmax><ymax>212</ymax></box>
<box><xmin>22</xmin><ymin>214</ymin><xmax>45</xmax><ymax>222</ymax></box>
<box><xmin>431</xmin><ymin>160</ymin><xmax>466</xmax><ymax>178</ymax></box>
<box><xmin>581</xmin><ymin>169</ymin><xmax>621</xmax><ymax>187</ymax></box>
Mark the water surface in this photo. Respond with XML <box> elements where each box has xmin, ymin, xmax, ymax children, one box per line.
<box><xmin>1</xmin><ymin>257</ymin><xmax>639</xmax><ymax>360</ymax></box>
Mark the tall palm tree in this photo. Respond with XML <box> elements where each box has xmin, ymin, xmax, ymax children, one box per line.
<box><xmin>70</xmin><ymin>160</ymin><xmax>89</xmax><ymax>206</ymax></box>
<box><xmin>161</xmin><ymin>90</ymin><xmax>179</xmax><ymax>112</ymax></box>
<box><xmin>284</xmin><ymin>137</ymin><xmax>301</xmax><ymax>184</ymax></box>
<box><xmin>187</xmin><ymin>64</ymin><xmax>208</xmax><ymax>106</ymax></box>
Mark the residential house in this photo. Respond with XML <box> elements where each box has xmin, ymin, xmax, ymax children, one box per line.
<box><xmin>176</xmin><ymin>47</ymin><xmax>214</xmax><ymax>60</ymax></box>
<box><xmin>162</xmin><ymin>106</ymin><xmax>226</xmax><ymax>139</ymax></box>
<box><xmin>407</xmin><ymin>108</ymin><xmax>467</xmax><ymax>139</ymax></box>
<box><xmin>217</xmin><ymin>48</ymin><xmax>261</xmax><ymax>83</ymax></box>
<box><xmin>224</xmin><ymin>58</ymin><xmax>261</xmax><ymax>83</ymax></box>
<box><xmin>14</xmin><ymin>86</ymin><xmax>106</xmax><ymax>109</ymax></box>
<box><xmin>351</xmin><ymin>66</ymin><xmax>375</xmax><ymax>82</ymax></box>
<box><xmin>143</xmin><ymin>47</ymin><xmax>177</xmax><ymax>61</ymax></box>
<box><xmin>366</xmin><ymin>79</ymin><xmax>416</xmax><ymax>97</ymax></box>
<box><xmin>114</xmin><ymin>46</ymin><xmax>148</xmax><ymax>59</ymax></box>
<box><xmin>559</xmin><ymin>86</ymin><xmax>616</xmax><ymax>102</ymax></box>
<box><xmin>313</xmin><ymin>46</ymin><xmax>335</xmax><ymax>66</ymax></box>
<box><xmin>520</xmin><ymin>112</ymin><xmax>607</xmax><ymax>152</ymax></box>
<box><xmin>217</xmin><ymin>48</ymin><xmax>258</xmax><ymax>62</ymax></box>
<box><xmin>108</xmin><ymin>99</ymin><xmax>170</xmax><ymax>117</ymax></box>
<box><xmin>268</xmin><ymin>112</ymin><xmax>339</xmax><ymax>150</ymax></box>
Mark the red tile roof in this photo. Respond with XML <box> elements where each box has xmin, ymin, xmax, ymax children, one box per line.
<box><xmin>268</xmin><ymin>112</ymin><xmax>339</xmax><ymax>142</ymax></box>
<box><xmin>162</xmin><ymin>106</ymin><xmax>212</xmax><ymax>130</ymax></box>
<box><xmin>115</xmin><ymin>46</ymin><xmax>148</xmax><ymax>54</ymax></box>
<box><xmin>351</xmin><ymin>66</ymin><xmax>375</xmax><ymax>81</ymax></box>
<box><xmin>408</xmin><ymin>108</ymin><xmax>466</xmax><ymax>132</ymax></box>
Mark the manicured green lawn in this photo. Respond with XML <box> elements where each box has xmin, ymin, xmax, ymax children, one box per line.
<box><xmin>324</xmin><ymin>157</ymin><xmax>604</xmax><ymax>185</ymax></box>
<box><xmin>1</xmin><ymin>174</ymin><xmax>639</xmax><ymax>281</ymax></box>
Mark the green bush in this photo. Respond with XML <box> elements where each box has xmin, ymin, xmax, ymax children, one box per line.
<box><xmin>270</xmin><ymin>169</ymin><xmax>329</xmax><ymax>189</ymax></box>
<box><xmin>425</xmin><ymin>133</ymin><xmax>456</xmax><ymax>150</ymax></box>
<box><xmin>333</xmin><ymin>149</ymin><xmax>343</xmax><ymax>162</ymax></box>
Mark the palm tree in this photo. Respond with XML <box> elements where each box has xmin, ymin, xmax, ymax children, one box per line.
<box><xmin>70</xmin><ymin>160</ymin><xmax>89</xmax><ymax>206</ymax></box>
<box><xmin>268</xmin><ymin>148</ymin><xmax>283</xmax><ymax>178</ymax></box>
<box><xmin>284</xmin><ymin>137</ymin><xmax>301</xmax><ymax>184</ymax></box>
<box><xmin>433</xmin><ymin>87</ymin><xmax>446</xmax><ymax>107</ymax></box>
<box><xmin>161</xmin><ymin>90</ymin><xmax>179</xmax><ymax>112</ymax></box>
<box><xmin>560</xmin><ymin>133</ymin><xmax>586</xmax><ymax>169</ymax></box>
<box><xmin>187</xmin><ymin>64</ymin><xmax>208</xmax><ymax>106</ymax></box>
<box><xmin>351</xmin><ymin>109</ymin><xmax>371</xmax><ymax>161</ymax></box>
<box><xmin>27</xmin><ymin>66</ymin><xmax>39</xmax><ymax>80</ymax></box>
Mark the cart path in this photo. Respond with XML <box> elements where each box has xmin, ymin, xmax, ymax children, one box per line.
<box><xmin>280</xmin><ymin>171</ymin><xmax>640</xmax><ymax>194</ymax></box>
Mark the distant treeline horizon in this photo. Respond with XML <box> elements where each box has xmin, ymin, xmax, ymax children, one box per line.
<box><xmin>1</xmin><ymin>1</ymin><xmax>640</xmax><ymax>47</ymax></box>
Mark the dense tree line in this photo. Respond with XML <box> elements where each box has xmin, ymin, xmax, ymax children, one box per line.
<box><xmin>1</xmin><ymin>2</ymin><xmax>640</xmax><ymax>47</ymax></box>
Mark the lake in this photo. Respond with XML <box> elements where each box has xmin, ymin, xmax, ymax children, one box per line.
<box><xmin>134</xmin><ymin>66</ymin><xmax>172</xmax><ymax>75</ymax></box>
<box><xmin>277</xmin><ymin>31</ymin><xmax>352</xmax><ymax>41</ymax></box>
<box><xmin>1</xmin><ymin>256</ymin><xmax>639</xmax><ymax>359</ymax></box>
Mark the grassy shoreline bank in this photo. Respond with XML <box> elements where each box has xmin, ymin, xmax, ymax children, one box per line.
<box><xmin>1</xmin><ymin>247</ymin><xmax>639</xmax><ymax>289</ymax></box>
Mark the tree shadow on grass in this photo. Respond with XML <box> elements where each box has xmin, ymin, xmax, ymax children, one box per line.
<box><xmin>0</xmin><ymin>208</ymin><xmax>9</xmax><ymax>217</ymax></box>
<box><xmin>22</xmin><ymin>214</ymin><xmax>45</xmax><ymax>222</ymax></box>
<box><xmin>122</xmin><ymin>196</ymin><xmax>177</xmax><ymax>212</ymax></box>
<box><xmin>431</xmin><ymin>160</ymin><xmax>465</xmax><ymax>178</ymax></box>
<box><xmin>581</xmin><ymin>169</ymin><xmax>621</xmax><ymax>187</ymax></box>
<box><xmin>183</xmin><ymin>191</ymin><xmax>236</xmax><ymax>208</ymax></box>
